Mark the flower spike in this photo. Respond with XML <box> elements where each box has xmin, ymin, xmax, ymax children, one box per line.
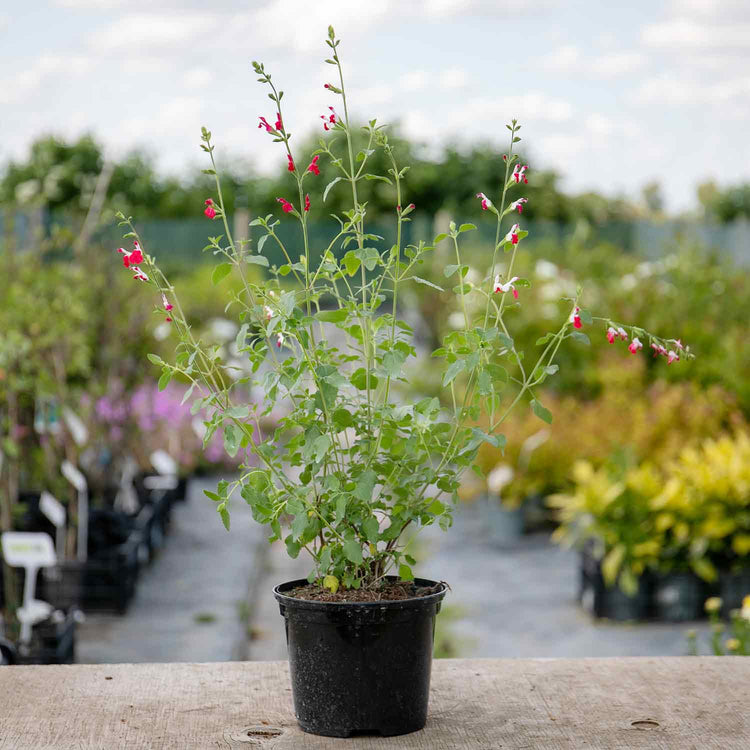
<box><xmin>494</xmin><ymin>275</ymin><xmax>520</xmax><ymax>299</ymax></box>
<box><xmin>277</xmin><ymin>197</ymin><xmax>294</xmax><ymax>214</ymax></box>
<box><xmin>504</xmin><ymin>224</ymin><xmax>520</xmax><ymax>245</ymax></box>
<box><xmin>476</xmin><ymin>192</ymin><xmax>493</xmax><ymax>211</ymax></box>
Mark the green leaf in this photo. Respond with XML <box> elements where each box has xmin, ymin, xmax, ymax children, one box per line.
<box><xmin>412</xmin><ymin>276</ymin><xmax>444</xmax><ymax>292</ymax></box>
<box><xmin>333</xmin><ymin>408</ymin><xmax>354</xmax><ymax>430</ymax></box>
<box><xmin>486</xmin><ymin>364</ymin><xmax>509</xmax><ymax>384</ymax></box>
<box><xmin>362</xmin><ymin>516</ymin><xmax>380</xmax><ymax>542</ymax></box>
<box><xmin>245</xmin><ymin>254</ymin><xmax>270</xmax><ymax>267</ymax></box>
<box><xmin>335</xmin><ymin>495</ymin><xmax>347</xmax><ymax>523</ymax></box>
<box><xmin>536</xmin><ymin>333</ymin><xmax>554</xmax><ymax>346</ymax></box>
<box><xmin>212</xmin><ymin>262</ymin><xmax>232</xmax><ymax>285</ymax></box>
<box><xmin>218</xmin><ymin>505</ymin><xmax>230</xmax><ymax>531</ymax></box>
<box><xmin>315</xmin><ymin>308</ymin><xmax>348</xmax><ymax>323</ymax></box>
<box><xmin>291</xmin><ymin>512</ymin><xmax>309</xmax><ymax>541</ymax></box>
<box><xmin>398</xmin><ymin>564</ymin><xmax>414</xmax><ymax>581</ymax></box>
<box><xmin>579</xmin><ymin>308</ymin><xmax>593</xmax><ymax>325</ymax></box>
<box><xmin>381</xmin><ymin>350</ymin><xmax>406</xmax><ymax>377</ymax></box>
<box><xmin>354</xmin><ymin>470</ymin><xmax>377</xmax><ymax>501</ymax></box>
<box><xmin>427</xmin><ymin>499</ymin><xmax>445</xmax><ymax>515</ymax></box>
<box><xmin>458</xmin><ymin>223</ymin><xmax>477</xmax><ymax>233</ymax></box>
<box><xmin>570</xmin><ymin>331</ymin><xmax>590</xmax><ymax>346</ymax></box>
<box><xmin>364</xmin><ymin>174</ymin><xmax>392</xmax><ymax>184</ymax></box>
<box><xmin>342</xmin><ymin>250</ymin><xmax>361</xmax><ymax>277</ymax></box>
<box><xmin>344</xmin><ymin>539</ymin><xmax>363</xmax><ymax>564</ymax></box>
<box><xmin>312</xmin><ymin>434</ymin><xmax>331</xmax><ymax>463</ymax></box>
<box><xmin>223</xmin><ymin>423</ymin><xmax>240</xmax><ymax>457</ymax></box>
<box><xmin>279</xmin><ymin>291</ymin><xmax>296</xmax><ymax>317</ymax></box>
<box><xmin>323</xmin><ymin>176</ymin><xmax>343</xmax><ymax>202</ymax></box>
<box><xmin>443</xmin><ymin>358</ymin><xmax>466</xmax><ymax>386</ymax></box>
<box><xmin>158</xmin><ymin>370</ymin><xmax>172</xmax><ymax>391</ymax></box>
<box><xmin>351</xmin><ymin>368</ymin><xmax>379</xmax><ymax>390</ymax></box>
<box><xmin>433</xmin><ymin>233</ymin><xmax>448</xmax><ymax>244</ymax></box>
<box><xmin>323</xmin><ymin>575</ymin><xmax>339</xmax><ymax>593</ymax></box>
<box><xmin>147</xmin><ymin>353</ymin><xmax>164</xmax><ymax>366</ymax></box>
<box><xmin>285</xmin><ymin>535</ymin><xmax>301</xmax><ymax>559</ymax></box>
<box><xmin>531</xmin><ymin>399</ymin><xmax>553</xmax><ymax>424</ymax></box>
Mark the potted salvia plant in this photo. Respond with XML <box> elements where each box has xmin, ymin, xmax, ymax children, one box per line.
<box><xmin>114</xmin><ymin>26</ymin><xmax>688</xmax><ymax>737</ymax></box>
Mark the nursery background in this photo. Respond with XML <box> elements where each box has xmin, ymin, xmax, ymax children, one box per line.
<box><xmin>2</xmin><ymin>0</ymin><xmax>750</xmax><ymax>665</ymax></box>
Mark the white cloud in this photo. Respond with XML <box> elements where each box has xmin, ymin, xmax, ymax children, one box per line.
<box><xmin>642</xmin><ymin>19</ymin><xmax>750</xmax><ymax>50</ymax></box>
<box><xmin>539</xmin><ymin>45</ymin><xmax>646</xmax><ymax>77</ymax></box>
<box><xmin>247</xmin><ymin>1</ymin><xmax>394</xmax><ymax>55</ymax></box>
<box><xmin>182</xmin><ymin>67</ymin><xmax>214</xmax><ymax>89</ymax></box>
<box><xmin>438</xmin><ymin>68</ymin><xmax>468</xmax><ymax>89</ymax></box>
<box><xmin>88</xmin><ymin>12</ymin><xmax>217</xmax><ymax>53</ymax></box>
<box><xmin>469</xmin><ymin>92</ymin><xmax>573</xmax><ymax>123</ymax></box>
<box><xmin>634</xmin><ymin>72</ymin><xmax>750</xmax><ymax>112</ymax></box>
<box><xmin>401</xmin><ymin>70</ymin><xmax>429</xmax><ymax>93</ymax></box>
<box><xmin>0</xmin><ymin>55</ymin><xmax>93</xmax><ymax>105</ymax></box>
<box><xmin>666</xmin><ymin>0</ymin><xmax>750</xmax><ymax>21</ymax></box>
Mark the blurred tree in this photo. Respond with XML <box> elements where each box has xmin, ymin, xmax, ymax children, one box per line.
<box><xmin>1</xmin><ymin>130</ymin><xmax>639</xmax><ymax>224</ymax></box>
<box><xmin>698</xmin><ymin>181</ymin><xmax>750</xmax><ymax>223</ymax></box>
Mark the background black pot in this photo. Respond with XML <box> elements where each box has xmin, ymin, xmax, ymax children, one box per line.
<box><xmin>719</xmin><ymin>569</ymin><xmax>750</xmax><ymax>616</ymax></box>
<box><xmin>274</xmin><ymin>577</ymin><xmax>447</xmax><ymax>738</ymax></box>
<box><xmin>652</xmin><ymin>571</ymin><xmax>708</xmax><ymax>622</ymax></box>
<box><xmin>579</xmin><ymin>548</ymin><xmax>651</xmax><ymax>621</ymax></box>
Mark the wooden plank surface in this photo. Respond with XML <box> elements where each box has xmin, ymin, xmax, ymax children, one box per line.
<box><xmin>1</xmin><ymin>657</ymin><xmax>748</xmax><ymax>749</ymax></box>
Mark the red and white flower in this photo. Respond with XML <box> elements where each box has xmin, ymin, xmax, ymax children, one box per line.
<box><xmin>277</xmin><ymin>197</ymin><xmax>294</xmax><ymax>214</ymax></box>
<box><xmin>320</xmin><ymin>106</ymin><xmax>338</xmax><ymax>130</ymax></box>
<box><xmin>204</xmin><ymin>198</ymin><xmax>216</xmax><ymax>219</ymax></box>
<box><xmin>666</xmin><ymin>350</ymin><xmax>680</xmax><ymax>365</ymax></box>
<box><xmin>276</xmin><ymin>332</ymin><xmax>284</xmax><ymax>349</ymax></box>
<box><xmin>263</xmin><ymin>305</ymin><xmax>273</xmax><ymax>322</ymax></box>
<box><xmin>628</xmin><ymin>337</ymin><xmax>643</xmax><ymax>354</ymax></box>
<box><xmin>651</xmin><ymin>342</ymin><xmax>667</xmax><ymax>357</ymax></box>
<box><xmin>118</xmin><ymin>241</ymin><xmax>144</xmax><ymax>268</ymax></box>
<box><xmin>512</xmin><ymin>164</ymin><xmax>529</xmax><ymax>184</ymax></box>
<box><xmin>606</xmin><ymin>326</ymin><xmax>617</xmax><ymax>344</ymax></box>
<box><xmin>132</xmin><ymin>267</ymin><xmax>148</xmax><ymax>282</ymax></box>
<box><xmin>476</xmin><ymin>192</ymin><xmax>493</xmax><ymax>211</ymax></box>
<box><xmin>617</xmin><ymin>327</ymin><xmax>628</xmax><ymax>340</ymax></box>
<box><xmin>504</xmin><ymin>224</ymin><xmax>520</xmax><ymax>245</ymax></box>
<box><xmin>162</xmin><ymin>293</ymin><xmax>173</xmax><ymax>322</ymax></box>
<box><xmin>509</xmin><ymin>198</ymin><xmax>527</xmax><ymax>214</ymax></box>
<box><xmin>494</xmin><ymin>274</ymin><xmax>520</xmax><ymax>299</ymax></box>
<box><xmin>570</xmin><ymin>307</ymin><xmax>582</xmax><ymax>329</ymax></box>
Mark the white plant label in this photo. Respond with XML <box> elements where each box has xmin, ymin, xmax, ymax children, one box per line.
<box><xmin>151</xmin><ymin>450</ymin><xmax>178</xmax><ymax>476</ymax></box>
<box><xmin>1</xmin><ymin>532</ymin><xmax>57</xmax><ymax>568</ymax></box>
<box><xmin>63</xmin><ymin>407</ymin><xmax>89</xmax><ymax>447</ymax></box>
<box><xmin>39</xmin><ymin>491</ymin><xmax>66</xmax><ymax>528</ymax></box>
<box><xmin>61</xmin><ymin>460</ymin><xmax>87</xmax><ymax>492</ymax></box>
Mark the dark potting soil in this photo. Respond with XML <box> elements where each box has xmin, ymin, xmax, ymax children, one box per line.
<box><xmin>287</xmin><ymin>580</ymin><xmax>445</xmax><ymax>603</ymax></box>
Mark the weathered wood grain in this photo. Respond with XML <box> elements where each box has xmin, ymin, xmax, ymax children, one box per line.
<box><xmin>1</xmin><ymin>658</ymin><xmax>748</xmax><ymax>749</ymax></box>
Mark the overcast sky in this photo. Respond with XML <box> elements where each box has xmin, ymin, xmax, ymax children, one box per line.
<box><xmin>3</xmin><ymin>0</ymin><xmax>749</xmax><ymax>212</ymax></box>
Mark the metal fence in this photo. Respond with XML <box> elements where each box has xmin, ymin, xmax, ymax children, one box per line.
<box><xmin>2</xmin><ymin>209</ymin><xmax>750</xmax><ymax>268</ymax></box>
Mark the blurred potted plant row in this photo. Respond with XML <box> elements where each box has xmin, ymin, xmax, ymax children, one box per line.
<box><xmin>0</xmin><ymin>248</ymin><xmax>273</xmax><ymax>664</ymax></box>
<box><xmin>551</xmin><ymin>431</ymin><xmax>750</xmax><ymax>622</ymax></box>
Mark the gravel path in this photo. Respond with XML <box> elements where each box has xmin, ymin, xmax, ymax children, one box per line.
<box><xmin>75</xmin><ymin>477</ymin><xmax>264</xmax><ymax>664</ymax></box>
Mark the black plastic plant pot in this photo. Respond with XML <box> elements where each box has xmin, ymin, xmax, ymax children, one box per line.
<box><xmin>652</xmin><ymin>572</ymin><xmax>708</xmax><ymax>622</ymax></box>
<box><xmin>274</xmin><ymin>577</ymin><xmax>447</xmax><ymax>738</ymax></box>
<box><xmin>719</xmin><ymin>570</ymin><xmax>750</xmax><ymax>616</ymax></box>
<box><xmin>579</xmin><ymin>549</ymin><xmax>650</xmax><ymax>621</ymax></box>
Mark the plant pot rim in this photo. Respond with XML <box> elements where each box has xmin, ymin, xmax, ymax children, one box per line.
<box><xmin>273</xmin><ymin>576</ymin><xmax>447</xmax><ymax>611</ymax></box>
